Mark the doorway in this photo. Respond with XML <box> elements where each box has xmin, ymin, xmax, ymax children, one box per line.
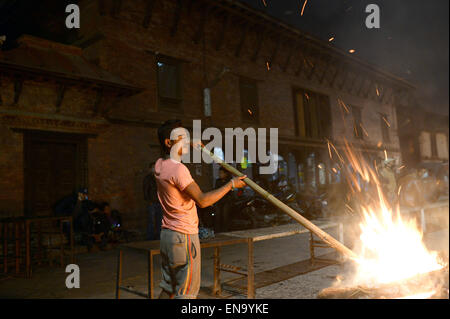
<box><xmin>24</xmin><ymin>130</ymin><xmax>88</xmax><ymax>217</ymax></box>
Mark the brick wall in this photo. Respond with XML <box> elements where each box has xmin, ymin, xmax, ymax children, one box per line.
<box><xmin>0</xmin><ymin>0</ymin><xmax>407</xmax><ymax>233</ymax></box>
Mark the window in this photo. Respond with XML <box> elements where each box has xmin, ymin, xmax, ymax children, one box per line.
<box><xmin>419</xmin><ymin>131</ymin><xmax>432</xmax><ymax>158</ymax></box>
<box><xmin>436</xmin><ymin>133</ymin><xmax>449</xmax><ymax>160</ymax></box>
<box><xmin>380</xmin><ymin>113</ymin><xmax>391</xmax><ymax>143</ymax></box>
<box><xmin>156</xmin><ymin>55</ymin><xmax>182</xmax><ymax>110</ymax></box>
<box><xmin>294</xmin><ymin>89</ymin><xmax>331</xmax><ymax>139</ymax></box>
<box><xmin>351</xmin><ymin>105</ymin><xmax>363</xmax><ymax>139</ymax></box>
<box><xmin>239</xmin><ymin>77</ymin><xmax>259</xmax><ymax>122</ymax></box>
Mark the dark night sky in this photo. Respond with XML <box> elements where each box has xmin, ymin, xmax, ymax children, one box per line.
<box><xmin>239</xmin><ymin>0</ymin><xmax>449</xmax><ymax>115</ymax></box>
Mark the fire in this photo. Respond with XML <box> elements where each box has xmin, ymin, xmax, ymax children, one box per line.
<box><xmin>352</xmin><ymin>203</ymin><xmax>444</xmax><ymax>286</ymax></box>
<box><xmin>334</xmin><ymin>139</ymin><xmax>447</xmax><ymax>298</ymax></box>
<box><xmin>396</xmin><ymin>291</ymin><xmax>436</xmax><ymax>299</ymax></box>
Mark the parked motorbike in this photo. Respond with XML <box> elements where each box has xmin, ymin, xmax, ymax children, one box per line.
<box><xmin>238</xmin><ymin>183</ymin><xmax>303</xmax><ymax>228</ymax></box>
<box><xmin>397</xmin><ymin>168</ymin><xmax>441</xmax><ymax>207</ymax></box>
<box><xmin>228</xmin><ymin>188</ymin><xmax>259</xmax><ymax>230</ymax></box>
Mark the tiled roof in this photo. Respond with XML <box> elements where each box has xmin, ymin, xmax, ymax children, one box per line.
<box><xmin>0</xmin><ymin>35</ymin><xmax>141</xmax><ymax>94</ymax></box>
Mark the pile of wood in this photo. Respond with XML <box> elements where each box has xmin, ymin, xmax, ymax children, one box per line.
<box><xmin>318</xmin><ymin>266</ymin><xmax>449</xmax><ymax>299</ymax></box>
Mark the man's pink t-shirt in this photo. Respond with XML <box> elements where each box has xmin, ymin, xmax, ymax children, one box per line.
<box><xmin>154</xmin><ymin>158</ymin><xmax>198</xmax><ymax>234</ymax></box>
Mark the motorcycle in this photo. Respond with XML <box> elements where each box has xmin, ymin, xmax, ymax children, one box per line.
<box><xmin>228</xmin><ymin>188</ymin><xmax>259</xmax><ymax>231</ymax></box>
<box><xmin>241</xmin><ymin>183</ymin><xmax>301</xmax><ymax>228</ymax></box>
<box><xmin>295</xmin><ymin>190</ymin><xmax>330</xmax><ymax>220</ymax></box>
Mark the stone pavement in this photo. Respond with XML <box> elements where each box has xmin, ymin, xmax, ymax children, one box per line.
<box><xmin>0</xmin><ymin>215</ymin><xmax>447</xmax><ymax>299</ymax></box>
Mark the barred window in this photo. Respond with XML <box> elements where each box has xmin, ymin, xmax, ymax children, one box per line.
<box><xmin>294</xmin><ymin>89</ymin><xmax>331</xmax><ymax>139</ymax></box>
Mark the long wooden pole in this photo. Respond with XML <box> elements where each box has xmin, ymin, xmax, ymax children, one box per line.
<box><xmin>197</xmin><ymin>144</ymin><xmax>358</xmax><ymax>260</ymax></box>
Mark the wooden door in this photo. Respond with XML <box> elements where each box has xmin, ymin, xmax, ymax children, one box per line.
<box><xmin>24</xmin><ymin>131</ymin><xmax>87</xmax><ymax>217</ymax></box>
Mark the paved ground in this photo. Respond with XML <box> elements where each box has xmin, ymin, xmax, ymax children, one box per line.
<box><xmin>0</xmin><ymin>211</ymin><xmax>448</xmax><ymax>299</ymax></box>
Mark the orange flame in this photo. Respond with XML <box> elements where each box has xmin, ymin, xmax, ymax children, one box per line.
<box><xmin>335</xmin><ymin>140</ymin><xmax>446</xmax><ymax>296</ymax></box>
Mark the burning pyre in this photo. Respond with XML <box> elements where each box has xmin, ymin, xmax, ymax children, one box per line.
<box><xmin>319</xmin><ymin>140</ymin><xmax>449</xmax><ymax>299</ymax></box>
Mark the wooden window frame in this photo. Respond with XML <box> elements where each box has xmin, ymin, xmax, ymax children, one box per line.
<box><xmin>293</xmin><ymin>88</ymin><xmax>332</xmax><ymax>140</ymax></box>
<box><xmin>156</xmin><ymin>54</ymin><xmax>183</xmax><ymax>112</ymax></box>
<box><xmin>239</xmin><ymin>76</ymin><xmax>259</xmax><ymax>124</ymax></box>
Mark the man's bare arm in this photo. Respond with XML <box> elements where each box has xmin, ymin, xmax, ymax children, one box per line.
<box><xmin>184</xmin><ymin>175</ymin><xmax>247</xmax><ymax>208</ymax></box>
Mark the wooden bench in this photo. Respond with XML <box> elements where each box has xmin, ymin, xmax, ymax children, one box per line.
<box><xmin>115</xmin><ymin>221</ymin><xmax>344</xmax><ymax>299</ymax></box>
<box><xmin>115</xmin><ymin>234</ymin><xmax>250</xmax><ymax>299</ymax></box>
<box><xmin>221</xmin><ymin>220</ymin><xmax>344</xmax><ymax>295</ymax></box>
<box><xmin>0</xmin><ymin>216</ymin><xmax>74</xmax><ymax>278</ymax></box>
<box><xmin>400</xmin><ymin>200</ymin><xmax>449</xmax><ymax>233</ymax></box>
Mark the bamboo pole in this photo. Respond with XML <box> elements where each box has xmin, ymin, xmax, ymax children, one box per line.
<box><xmin>197</xmin><ymin>144</ymin><xmax>358</xmax><ymax>260</ymax></box>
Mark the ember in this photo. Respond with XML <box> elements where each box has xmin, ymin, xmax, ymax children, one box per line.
<box><xmin>318</xmin><ymin>266</ymin><xmax>449</xmax><ymax>299</ymax></box>
<box><xmin>300</xmin><ymin>0</ymin><xmax>308</xmax><ymax>16</ymax></box>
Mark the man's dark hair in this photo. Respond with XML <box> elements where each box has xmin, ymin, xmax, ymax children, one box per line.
<box><xmin>157</xmin><ymin>119</ymin><xmax>182</xmax><ymax>154</ymax></box>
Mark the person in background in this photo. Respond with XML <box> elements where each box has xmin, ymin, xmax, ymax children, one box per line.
<box><xmin>53</xmin><ymin>188</ymin><xmax>90</xmax><ymax>240</ymax></box>
<box><xmin>214</xmin><ymin>167</ymin><xmax>233</xmax><ymax>233</ymax></box>
<box><xmin>379</xmin><ymin>159</ymin><xmax>397</xmax><ymax>204</ymax></box>
<box><xmin>53</xmin><ymin>188</ymin><xmax>88</xmax><ymax>219</ymax></box>
<box><xmin>144</xmin><ymin>162</ymin><xmax>163</xmax><ymax>240</ymax></box>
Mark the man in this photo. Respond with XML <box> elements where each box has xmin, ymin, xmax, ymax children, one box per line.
<box><xmin>214</xmin><ymin>167</ymin><xmax>233</xmax><ymax>233</ymax></box>
<box><xmin>155</xmin><ymin>120</ymin><xmax>247</xmax><ymax>299</ymax></box>
<box><xmin>53</xmin><ymin>188</ymin><xmax>93</xmax><ymax>245</ymax></box>
<box><xmin>143</xmin><ymin>162</ymin><xmax>163</xmax><ymax>240</ymax></box>
<box><xmin>53</xmin><ymin>188</ymin><xmax>88</xmax><ymax>219</ymax></box>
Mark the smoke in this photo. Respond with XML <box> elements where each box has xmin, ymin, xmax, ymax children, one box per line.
<box><xmin>239</xmin><ymin>0</ymin><xmax>449</xmax><ymax>115</ymax></box>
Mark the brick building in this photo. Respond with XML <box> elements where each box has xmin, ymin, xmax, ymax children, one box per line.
<box><xmin>0</xmin><ymin>0</ymin><xmax>416</xmax><ymax>233</ymax></box>
<box><xmin>397</xmin><ymin>105</ymin><xmax>449</xmax><ymax>168</ymax></box>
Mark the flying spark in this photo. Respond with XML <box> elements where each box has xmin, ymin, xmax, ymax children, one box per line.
<box><xmin>349</xmin><ymin>49</ymin><xmax>356</xmax><ymax>54</ymax></box>
<box><xmin>327</xmin><ymin>139</ymin><xmax>333</xmax><ymax>159</ymax></box>
<box><xmin>300</xmin><ymin>0</ymin><xmax>308</xmax><ymax>16</ymax></box>
<box><xmin>384</xmin><ymin>149</ymin><xmax>388</xmax><ymax>161</ymax></box>
<box><xmin>382</xmin><ymin>116</ymin><xmax>391</xmax><ymax>127</ymax></box>
<box><xmin>262</xmin><ymin>0</ymin><xmax>267</xmax><ymax>7</ymax></box>
<box><xmin>360</xmin><ymin>123</ymin><xmax>369</xmax><ymax>137</ymax></box>
<box><xmin>338</xmin><ymin>98</ymin><xmax>350</xmax><ymax>113</ymax></box>
<box><xmin>345</xmin><ymin>203</ymin><xmax>354</xmax><ymax>213</ymax></box>
<box><xmin>329</xmin><ymin>140</ymin><xmax>345</xmax><ymax>164</ymax></box>
<box><xmin>328</xmin><ymin>36</ymin><xmax>335</xmax><ymax>42</ymax></box>
<box><xmin>266</xmin><ymin>61</ymin><xmax>271</xmax><ymax>70</ymax></box>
